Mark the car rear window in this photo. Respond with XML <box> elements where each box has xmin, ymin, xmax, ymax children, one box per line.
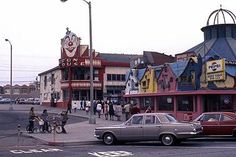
<box><xmin>159</xmin><ymin>114</ymin><xmax>177</xmax><ymax>123</ymax></box>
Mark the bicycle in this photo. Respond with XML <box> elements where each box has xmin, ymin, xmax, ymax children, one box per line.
<box><xmin>47</xmin><ymin>114</ymin><xmax>63</xmax><ymax>134</ymax></box>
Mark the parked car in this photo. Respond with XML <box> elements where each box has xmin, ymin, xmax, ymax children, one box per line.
<box><xmin>0</xmin><ymin>98</ymin><xmax>14</xmax><ymax>104</ymax></box>
<box><xmin>94</xmin><ymin>113</ymin><xmax>202</xmax><ymax>146</ymax></box>
<box><xmin>193</xmin><ymin>112</ymin><xmax>236</xmax><ymax>136</ymax></box>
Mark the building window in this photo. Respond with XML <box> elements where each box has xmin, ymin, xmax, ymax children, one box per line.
<box><xmin>158</xmin><ymin>96</ymin><xmax>174</xmax><ymax>111</ymax></box>
<box><xmin>51</xmin><ymin>73</ymin><xmax>55</xmax><ymax>85</ymax></box>
<box><xmin>112</xmin><ymin>74</ymin><xmax>116</xmax><ymax>81</ymax></box>
<box><xmin>44</xmin><ymin>76</ymin><xmax>47</xmax><ymax>88</ymax></box>
<box><xmin>107</xmin><ymin>74</ymin><xmax>111</xmax><ymax>81</ymax></box>
<box><xmin>177</xmin><ymin>95</ymin><xmax>193</xmax><ymax>111</ymax></box>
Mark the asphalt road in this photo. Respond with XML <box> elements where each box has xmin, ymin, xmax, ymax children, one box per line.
<box><xmin>1</xmin><ymin>139</ymin><xmax>236</xmax><ymax>157</ymax></box>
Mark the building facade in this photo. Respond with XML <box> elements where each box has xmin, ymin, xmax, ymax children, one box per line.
<box><xmin>124</xmin><ymin>7</ymin><xmax>236</xmax><ymax>121</ymax></box>
<box><xmin>39</xmin><ymin>29</ymin><xmax>137</xmax><ymax>108</ymax></box>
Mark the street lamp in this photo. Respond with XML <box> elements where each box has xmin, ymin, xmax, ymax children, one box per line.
<box><xmin>61</xmin><ymin>0</ymin><xmax>96</xmax><ymax>124</ymax></box>
<box><xmin>5</xmin><ymin>39</ymin><xmax>13</xmax><ymax>111</ymax></box>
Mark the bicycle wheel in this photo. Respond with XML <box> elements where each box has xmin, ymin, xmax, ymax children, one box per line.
<box><xmin>33</xmin><ymin>127</ymin><xmax>39</xmax><ymax>133</ymax></box>
<box><xmin>55</xmin><ymin>126</ymin><xmax>63</xmax><ymax>134</ymax></box>
<box><xmin>47</xmin><ymin>124</ymin><xmax>52</xmax><ymax>133</ymax></box>
<box><xmin>26</xmin><ymin>125</ymin><xmax>30</xmax><ymax>132</ymax></box>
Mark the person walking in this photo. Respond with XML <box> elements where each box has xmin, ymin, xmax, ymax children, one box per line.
<box><xmin>96</xmin><ymin>100</ymin><xmax>102</xmax><ymax>118</ymax></box>
<box><xmin>41</xmin><ymin>109</ymin><xmax>49</xmax><ymax>133</ymax></box>
<box><xmin>28</xmin><ymin>107</ymin><xmax>36</xmax><ymax>133</ymax></box>
<box><xmin>104</xmin><ymin>101</ymin><xmax>109</xmax><ymax>120</ymax></box>
<box><xmin>61</xmin><ymin>111</ymin><xmax>69</xmax><ymax>134</ymax></box>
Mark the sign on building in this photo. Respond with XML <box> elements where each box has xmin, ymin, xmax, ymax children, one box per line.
<box><xmin>206</xmin><ymin>59</ymin><xmax>225</xmax><ymax>81</ymax></box>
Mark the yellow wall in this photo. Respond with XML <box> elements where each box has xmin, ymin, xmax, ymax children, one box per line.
<box><xmin>139</xmin><ymin>68</ymin><xmax>157</xmax><ymax>93</ymax></box>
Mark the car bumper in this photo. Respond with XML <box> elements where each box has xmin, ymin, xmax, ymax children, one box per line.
<box><xmin>176</xmin><ymin>131</ymin><xmax>202</xmax><ymax>139</ymax></box>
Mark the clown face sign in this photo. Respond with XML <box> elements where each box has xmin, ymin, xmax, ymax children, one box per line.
<box><xmin>61</xmin><ymin>29</ymin><xmax>80</xmax><ymax>58</ymax></box>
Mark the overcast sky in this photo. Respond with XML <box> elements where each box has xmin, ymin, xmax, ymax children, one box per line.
<box><xmin>0</xmin><ymin>0</ymin><xmax>235</xmax><ymax>86</ymax></box>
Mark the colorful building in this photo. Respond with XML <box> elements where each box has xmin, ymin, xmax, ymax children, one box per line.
<box><xmin>39</xmin><ymin>28</ymin><xmax>137</xmax><ymax>108</ymax></box>
<box><xmin>124</xmin><ymin>7</ymin><xmax>236</xmax><ymax>121</ymax></box>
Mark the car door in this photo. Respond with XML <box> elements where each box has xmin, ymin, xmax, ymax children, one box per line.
<box><xmin>219</xmin><ymin>114</ymin><xmax>236</xmax><ymax>135</ymax></box>
<box><xmin>200</xmin><ymin>114</ymin><xmax>221</xmax><ymax>135</ymax></box>
<box><xmin>142</xmin><ymin>115</ymin><xmax>160</xmax><ymax>140</ymax></box>
<box><xmin>122</xmin><ymin>115</ymin><xmax>144</xmax><ymax>141</ymax></box>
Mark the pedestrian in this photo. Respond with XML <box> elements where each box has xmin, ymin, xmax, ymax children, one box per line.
<box><xmin>85</xmin><ymin>101</ymin><xmax>90</xmax><ymax>115</ymax></box>
<box><xmin>131</xmin><ymin>104</ymin><xmax>140</xmax><ymax>115</ymax></box>
<box><xmin>41</xmin><ymin>109</ymin><xmax>49</xmax><ymax>133</ymax></box>
<box><xmin>28</xmin><ymin>107</ymin><xmax>36</xmax><ymax>133</ymax></box>
<box><xmin>145</xmin><ymin>106</ymin><xmax>152</xmax><ymax>113</ymax></box>
<box><xmin>93</xmin><ymin>100</ymin><xmax>97</xmax><ymax>115</ymax></box>
<box><xmin>104</xmin><ymin>101</ymin><xmax>109</xmax><ymax>120</ymax></box>
<box><xmin>96</xmin><ymin>100</ymin><xmax>102</xmax><ymax>118</ymax></box>
<box><xmin>67</xmin><ymin>101</ymin><xmax>72</xmax><ymax>113</ymax></box>
<box><xmin>61</xmin><ymin>111</ymin><xmax>69</xmax><ymax>134</ymax></box>
<box><xmin>108</xmin><ymin>101</ymin><xmax>115</xmax><ymax>120</ymax></box>
<box><xmin>124</xmin><ymin>102</ymin><xmax>131</xmax><ymax>120</ymax></box>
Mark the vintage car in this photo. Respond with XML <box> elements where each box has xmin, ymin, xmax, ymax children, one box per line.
<box><xmin>94</xmin><ymin>113</ymin><xmax>202</xmax><ymax>146</ymax></box>
<box><xmin>193</xmin><ymin>112</ymin><xmax>236</xmax><ymax>136</ymax></box>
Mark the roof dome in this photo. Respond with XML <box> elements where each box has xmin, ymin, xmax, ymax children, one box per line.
<box><xmin>184</xmin><ymin>7</ymin><xmax>236</xmax><ymax>62</ymax></box>
<box><xmin>206</xmin><ymin>5</ymin><xmax>236</xmax><ymax>26</ymax></box>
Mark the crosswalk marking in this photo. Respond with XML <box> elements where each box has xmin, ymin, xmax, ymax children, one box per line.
<box><xmin>88</xmin><ymin>151</ymin><xmax>133</xmax><ymax>157</ymax></box>
<box><xmin>10</xmin><ymin>148</ymin><xmax>63</xmax><ymax>154</ymax></box>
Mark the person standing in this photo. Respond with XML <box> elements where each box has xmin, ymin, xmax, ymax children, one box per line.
<box><xmin>67</xmin><ymin>101</ymin><xmax>72</xmax><ymax>113</ymax></box>
<box><xmin>28</xmin><ymin>107</ymin><xmax>36</xmax><ymax>133</ymax></box>
<box><xmin>124</xmin><ymin>102</ymin><xmax>131</xmax><ymax>121</ymax></box>
<box><xmin>96</xmin><ymin>100</ymin><xmax>102</xmax><ymax>118</ymax></box>
<box><xmin>108</xmin><ymin>101</ymin><xmax>115</xmax><ymax>120</ymax></box>
<box><xmin>104</xmin><ymin>101</ymin><xmax>109</xmax><ymax>120</ymax></box>
<box><xmin>41</xmin><ymin>109</ymin><xmax>49</xmax><ymax>132</ymax></box>
<box><xmin>61</xmin><ymin>111</ymin><xmax>69</xmax><ymax>134</ymax></box>
<box><xmin>145</xmin><ymin>106</ymin><xmax>152</xmax><ymax>113</ymax></box>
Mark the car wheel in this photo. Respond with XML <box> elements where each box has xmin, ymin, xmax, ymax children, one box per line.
<box><xmin>161</xmin><ymin>134</ymin><xmax>175</xmax><ymax>146</ymax></box>
<box><xmin>103</xmin><ymin>133</ymin><xmax>116</xmax><ymax>145</ymax></box>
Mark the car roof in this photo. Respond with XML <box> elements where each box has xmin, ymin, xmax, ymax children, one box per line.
<box><xmin>132</xmin><ymin>112</ymin><xmax>169</xmax><ymax>116</ymax></box>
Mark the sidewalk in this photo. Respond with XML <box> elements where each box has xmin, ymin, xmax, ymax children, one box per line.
<box><xmin>0</xmin><ymin>104</ymin><xmax>124</xmax><ymax>146</ymax></box>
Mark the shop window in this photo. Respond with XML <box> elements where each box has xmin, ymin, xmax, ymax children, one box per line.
<box><xmin>177</xmin><ymin>96</ymin><xmax>193</xmax><ymax>111</ymax></box>
<box><xmin>158</xmin><ymin>96</ymin><xmax>174</xmax><ymax>111</ymax></box>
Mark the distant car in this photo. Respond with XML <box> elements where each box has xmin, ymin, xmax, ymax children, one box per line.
<box><xmin>194</xmin><ymin>112</ymin><xmax>236</xmax><ymax>136</ymax></box>
<box><xmin>0</xmin><ymin>98</ymin><xmax>13</xmax><ymax>104</ymax></box>
<box><xmin>94</xmin><ymin>113</ymin><xmax>202</xmax><ymax>146</ymax></box>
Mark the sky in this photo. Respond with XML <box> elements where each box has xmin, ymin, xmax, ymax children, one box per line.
<box><xmin>0</xmin><ymin>0</ymin><xmax>235</xmax><ymax>86</ymax></box>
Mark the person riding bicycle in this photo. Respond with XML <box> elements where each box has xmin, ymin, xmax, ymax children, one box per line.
<box><xmin>28</xmin><ymin>107</ymin><xmax>36</xmax><ymax>133</ymax></box>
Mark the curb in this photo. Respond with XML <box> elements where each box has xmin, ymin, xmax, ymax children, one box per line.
<box><xmin>22</xmin><ymin>132</ymin><xmax>100</xmax><ymax>146</ymax></box>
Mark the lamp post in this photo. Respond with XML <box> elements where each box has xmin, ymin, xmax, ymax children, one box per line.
<box><xmin>5</xmin><ymin>39</ymin><xmax>13</xmax><ymax>111</ymax></box>
<box><xmin>61</xmin><ymin>0</ymin><xmax>95</xmax><ymax>124</ymax></box>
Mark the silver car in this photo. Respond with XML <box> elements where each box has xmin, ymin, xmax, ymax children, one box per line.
<box><xmin>94</xmin><ymin>113</ymin><xmax>202</xmax><ymax>146</ymax></box>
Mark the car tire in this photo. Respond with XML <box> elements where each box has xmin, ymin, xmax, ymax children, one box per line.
<box><xmin>161</xmin><ymin>134</ymin><xmax>175</xmax><ymax>146</ymax></box>
<box><xmin>103</xmin><ymin>133</ymin><xmax>116</xmax><ymax>145</ymax></box>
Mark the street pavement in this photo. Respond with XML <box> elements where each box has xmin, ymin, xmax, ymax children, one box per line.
<box><xmin>0</xmin><ymin>104</ymin><xmax>123</xmax><ymax>146</ymax></box>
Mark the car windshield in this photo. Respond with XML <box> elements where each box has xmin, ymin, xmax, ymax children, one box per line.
<box><xmin>159</xmin><ymin>114</ymin><xmax>177</xmax><ymax>123</ymax></box>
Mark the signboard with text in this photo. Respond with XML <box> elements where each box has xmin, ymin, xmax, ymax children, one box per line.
<box><xmin>59</xmin><ymin>58</ymin><xmax>101</xmax><ymax>68</ymax></box>
<box><xmin>206</xmin><ymin>59</ymin><xmax>225</xmax><ymax>81</ymax></box>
